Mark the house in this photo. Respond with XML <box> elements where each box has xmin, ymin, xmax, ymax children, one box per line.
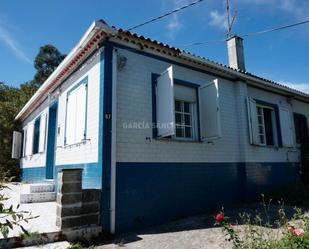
<box><xmin>12</xmin><ymin>20</ymin><xmax>309</xmax><ymax>233</ymax></box>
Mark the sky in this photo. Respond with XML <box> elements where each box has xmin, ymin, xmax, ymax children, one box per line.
<box><xmin>0</xmin><ymin>0</ymin><xmax>309</xmax><ymax>92</ymax></box>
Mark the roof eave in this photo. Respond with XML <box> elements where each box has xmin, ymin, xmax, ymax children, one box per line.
<box><xmin>15</xmin><ymin>20</ymin><xmax>117</xmax><ymax>121</ymax></box>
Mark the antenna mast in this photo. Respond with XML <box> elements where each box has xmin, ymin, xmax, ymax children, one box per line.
<box><xmin>226</xmin><ymin>0</ymin><xmax>237</xmax><ymax>38</ymax></box>
<box><xmin>226</xmin><ymin>0</ymin><xmax>232</xmax><ymax>38</ymax></box>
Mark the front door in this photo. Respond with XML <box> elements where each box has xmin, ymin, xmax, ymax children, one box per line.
<box><xmin>46</xmin><ymin>101</ymin><xmax>58</xmax><ymax>179</ymax></box>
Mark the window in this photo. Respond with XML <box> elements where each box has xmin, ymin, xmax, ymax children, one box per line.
<box><xmin>32</xmin><ymin>117</ymin><xmax>41</xmax><ymax>154</ymax></box>
<box><xmin>155</xmin><ymin>66</ymin><xmax>221</xmax><ymax>141</ymax></box>
<box><xmin>175</xmin><ymin>100</ymin><xmax>194</xmax><ymax>139</ymax></box>
<box><xmin>65</xmin><ymin>78</ymin><xmax>88</xmax><ymax>145</ymax></box>
<box><xmin>256</xmin><ymin>106</ymin><xmax>275</xmax><ymax>146</ymax></box>
<box><xmin>247</xmin><ymin>98</ymin><xmax>279</xmax><ymax>146</ymax></box>
<box><xmin>294</xmin><ymin>113</ymin><xmax>308</xmax><ymax>144</ymax></box>
<box><xmin>22</xmin><ymin>127</ymin><xmax>27</xmax><ymax>157</ymax></box>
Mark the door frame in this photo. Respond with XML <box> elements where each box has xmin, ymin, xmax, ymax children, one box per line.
<box><xmin>45</xmin><ymin>101</ymin><xmax>58</xmax><ymax>179</ymax></box>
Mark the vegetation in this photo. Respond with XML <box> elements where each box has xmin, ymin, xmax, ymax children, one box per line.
<box><xmin>0</xmin><ymin>44</ymin><xmax>65</xmax><ymax>239</ymax></box>
<box><xmin>215</xmin><ymin>199</ymin><xmax>309</xmax><ymax>249</ymax></box>
<box><xmin>0</xmin><ymin>44</ymin><xmax>65</xmax><ymax>180</ymax></box>
<box><xmin>0</xmin><ymin>177</ymin><xmax>37</xmax><ymax>238</ymax></box>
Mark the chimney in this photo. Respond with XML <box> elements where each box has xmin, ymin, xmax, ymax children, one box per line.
<box><xmin>227</xmin><ymin>36</ymin><xmax>246</xmax><ymax>71</ymax></box>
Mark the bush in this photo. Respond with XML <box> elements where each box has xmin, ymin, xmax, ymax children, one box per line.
<box><xmin>214</xmin><ymin>203</ymin><xmax>309</xmax><ymax>249</ymax></box>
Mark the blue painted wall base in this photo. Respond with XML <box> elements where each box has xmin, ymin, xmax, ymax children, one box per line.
<box><xmin>115</xmin><ymin>162</ymin><xmax>300</xmax><ymax>232</ymax></box>
<box><xmin>21</xmin><ymin>163</ymin><xmax>102</xmax><ymax>190</ymax></box>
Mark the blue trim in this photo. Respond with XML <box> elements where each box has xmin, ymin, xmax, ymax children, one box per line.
<box><xmin>46</xmin><ymin>101</ymin><xmax>58</xmax><ymax>179</ymax></box>
<box><xmin>67</xmin><ymin>76</ymin><xmax>88</xmax><ymax>95</ymax></box>
<box><xmin>115</xmin><ymin>161</ymin><xmax>300</xmax><ymax>232</ymax></box>
<box><xmin>101</xmin><ymin>42</ymin><xmax>113</xmax><ymax>232</ymax></box>
<box><xmin>151</xmin><ymin>74</ymin><xmax>200</xmax><ymax>139</ymax></box>
<box><xmin>254</xmin><ymin>99</ymin><xmax>282</xmax><ymax>147</ymax></box>
<box><xmin>64</xmin><ymin>76</ymin><xmax>88</xmax><ymax>145</ymax></box>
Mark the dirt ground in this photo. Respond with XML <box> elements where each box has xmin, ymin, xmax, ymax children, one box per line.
<box><xmin>92</xmin><ymin>204</ymin><xmax>297</xmax><ymax>249</ymax></box>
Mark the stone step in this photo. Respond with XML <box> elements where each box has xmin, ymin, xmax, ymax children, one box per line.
<box><xmin>28</xmin><ymin>183</ymin><xmax>54</xmax><ymax>193</ymax></box>
<box><xmin>20</xmin><ymin>192</ymin><xmax>56</xmax><ymax>204</ymax></box>
<box><xmin>20</xmin><ymin>183</ymin><xmax>54</xmax><ymax>193</ymax></box>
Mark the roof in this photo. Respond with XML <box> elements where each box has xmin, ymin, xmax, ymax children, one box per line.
<box><xmin>16</xmin><ymin>19</ymin><xmax>309</xmax><ymax>121</ymax></box>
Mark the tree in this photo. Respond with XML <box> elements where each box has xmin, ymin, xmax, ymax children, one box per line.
<box><xmin>0</xmin><ymin>44</ymin><xmax>65</xmax><ymax>179</ymax></box>
<box><xmin>33</xmin><ymin>44</ymin><xmax>66</xmax><ymax>87</ymax></box>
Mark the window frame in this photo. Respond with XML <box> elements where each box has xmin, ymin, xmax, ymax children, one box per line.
<box><xmin>252</xmin><ymin>99</ymin><xmax>282</xmax><ymax>147</ymax></box>
<box><xmin>64</xmin><ymin>76</ymin><xmax>88</xmax><ymax>146</ymax></box>
<box><xmin>22</xmin><ymin>126</ymin><xmax>27</xmax><ymax>158</ymax></box>
<box><xmin>293</xmin><ymin>112</ymin><xmax>309</xmax><ymax>145</ymax></box>
<box><xmin>174</xmin><ymin>99</ymin><xmax>197</xmax><ymax>141</ymax></box>
<box><xmin>151</xmin><ymin>73</ymin><xmax>200</xmax><ymax>142</ymax></box>
<box><xmin>32</xmin><ymin>116</ymin><xmax>41</xmax><ymax>154</ymax></box>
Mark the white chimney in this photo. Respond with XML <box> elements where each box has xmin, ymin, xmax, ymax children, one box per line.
<box><xmin>227</xmin><ymin>36</ymin><xmax>245</xmax><ymax>71</ymax></box>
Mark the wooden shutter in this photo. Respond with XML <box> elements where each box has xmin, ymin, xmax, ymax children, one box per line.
<box><xmin>279</xmin><ymin>108</ymin><xmax>294</xmax><ymax>147</ymax></box>
<box><xmin>26</xmin><ymin>122</ymin><xmax>34</xmax><ymax>156</ymax></box>
<box><xmin>246</xmin><ymin>97</ymin><xmax>260</xmax><ymax>145</ymax></box>
<box><xmin>156</xmin><ymin>66</ymin><xmax>175</xmax><ymax>137</ymax></box>
<box><xmin>22</xmin><ymin>127</ymin><xmax>27</xmax><ymax>157</ymax></box>
<box><xmin>66</xmin><ymin>91</ymin><xmax>77</xmax><ymax>145</ymax></box>
<box><xmin>75</xmin><ymin>83</ymin><xmax>87</xmax><ymax>142</ymax></box>
<box><xmin>38</xmin><ymin>113</ymin><xmax>47</xmax><ymax>153</ymax></box>
<box><xmin>199</xmin><ymin>79</ymin><xmax>221</xmax><ymax>141</ymax></box>
<box><xmin>12</xmin><ymin>131</ymin><xmax>22</xmax><ymax>159</ymax></box>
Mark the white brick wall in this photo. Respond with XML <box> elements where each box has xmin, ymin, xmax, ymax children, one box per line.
<box><xmin>116</xmin><ymin>49</ymin><xmax>240</xmax><ymax>163</ymax></box>
<box><xmin>115</xmin><ymin>48</ymin><xmax>306</xmax><ymax>163</ymax></box>
<box><xmin>55</xmin><ymin>51</ymin><xmax>101</xmax><ymax>165</ymax></box>
<box><xmin>21</xmin><ymin>50</ymin><xmax>102</xmax><ymax>168</ymax></box>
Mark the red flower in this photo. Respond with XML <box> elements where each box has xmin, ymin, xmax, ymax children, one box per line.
<box><xmin>288</xmin><ymin>225</ymin><xmax>295</xmax><ymax>231</ymax></box>
<box><xmin>287</xmin><ymin>226</ymin><xmax>305</xmax><ymax>236</ymax></box>
<box><xmin>216</xmin><ymin>213</ymin><xmax>225</xmax><ymax>222</ymax></box>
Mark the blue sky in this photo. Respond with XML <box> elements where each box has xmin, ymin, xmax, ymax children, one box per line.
<box><xmin>0</xmin><ymin>0</ymin><xmax>309</xmax><ymax>92</ymax></box>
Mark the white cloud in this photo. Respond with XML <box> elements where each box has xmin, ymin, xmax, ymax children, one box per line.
<box><xmin>0</xmin><ymin>20</ymin><xmax>32</xmax><ymax>64</ymax></box>
<box><xmin>280</xmin><ymin>82</ymin><xmax>309</xmax><ymax>94</ymax></box>
<box><xmin>164</xmin><ymin>0</ymin><xmax>189</xmax><ymax>39</ymax></box>
<box><xmin>209</xmin><ymin>10</ymin><xmax>226</xmax><ymax>30</ymax></box>
<box><xmin>166</xmin><ymin>14</ymin><xmax>182</xmax><ymax>39</ymax></box>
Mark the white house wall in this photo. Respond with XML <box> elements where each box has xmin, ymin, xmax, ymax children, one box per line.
<box><xmin>55</xmin><ymin>51</ymin><xmax>101</xmax><ymax>165</ymax></box>
<box><xmin>20</xmin><ymin>50</ymin><xmax>101</xmax><ymax>170</ymax></box>
<box><xmin>115</xmin><ymin>48</ymin><xmax>306</xmax><ymax>164</ymax></box>
<box><xmin>21</xmin><ymin>99</ymin><xmax>50</xmax><ymax>169</ymax></box>
<box><xmin>116</xmin><ymin>48</ymin><xmax>241</xmax><ymax>163</ymax></box>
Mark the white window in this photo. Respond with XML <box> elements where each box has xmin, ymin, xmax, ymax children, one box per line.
<box><xmin>256</xmin><ymin>105</ymin><xmax>276</xmax><ymax>146</ymax></box>
<box><xmin>174</xmin><ymin>100</ymin><xmax>195</xmax><ymax>140</ymax></box>
<box><xmin>65</xmin><ymin>80</ymin><xmax>88</xmax><ymax>145</ymax></box>
<box><xmin>198</xmin><ymin>79</ymin><xmax>221</xmax><ymax>141</ymax></box>
<box><xmin>247</xmin><ymin>97</ymin><xmax>278</xmax><ymax>146</ymax></box>
<box><xmin>25</xmin><ymin>122</ymin><xmax>34</xmax><ymax>156</ymax></box>
<box><xmin>22</xmin><ymin>127</ymin><xmax>27</xmax><ymax>157</ymax></box>
<box><xmin>38</xmin><ymin>113</ymin><xmax>47</xmax><ymax>153</ymax></box>
<box><xmin>279</xmin><ymin>108</ymin><xmax>294</xmax><ymax>147</ymax></box>
<box><xmin>155</xmin><ymin>66</ymin><xmax>221</xmax><ymax>141</ymax></box>
<box><xmin>12</xmin><ymin>131</ymin><xmax>22</xmax><ymax>159</ymax></box>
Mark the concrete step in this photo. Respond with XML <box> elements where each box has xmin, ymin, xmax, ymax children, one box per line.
<box><xmin>28</xmin><ymin>183</ymin><xmax>54</xmax><ymax>193</ymax></box>
<box><xmin>20</xmin><ymin>192</ymin><xmax>56</xmax><ymax>203</ymax></box>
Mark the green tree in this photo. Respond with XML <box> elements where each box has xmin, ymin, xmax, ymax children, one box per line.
<box><xmin>0</xmin><ymin>44</ymin><xmax>65</xmax><ymax>179</ymax></box>
<box><xmin>0</xmin><ymin>82</ymin><xmax>23</xmax><ymax>178</ymax></box>
<box><xmin>33</xmin><ymin>44</ymin><xmax>66</xmax><ymax>87</ymax></box>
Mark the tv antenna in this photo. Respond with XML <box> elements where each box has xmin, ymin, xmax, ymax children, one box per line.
<box><xmin>226</xmin><ymin>0</ymin><xmax>237</xmax><ymax>38</ymax></box>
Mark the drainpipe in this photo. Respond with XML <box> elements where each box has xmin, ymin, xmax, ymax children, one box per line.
<box><xmin>110</xmin><ymin>48</ymin><xmax>118</xmax><ymax>234</ymax></box>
